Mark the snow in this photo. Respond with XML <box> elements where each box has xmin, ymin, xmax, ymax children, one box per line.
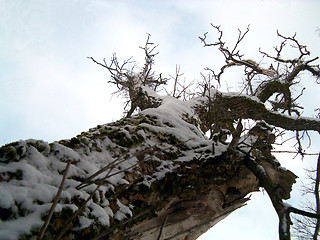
<box><xmin>0</xmin><ymin>89</ymin><xmax>212</xmax><ymax>237</ymax></box>
<box><xmin>117</xmin><ymin>199</ymin><xmax>132</xmax><ymax>217</ymax></box>
<box><xmin>282</xmin><ymin>202</ymin><xmax>292</xmax><ymax>210</ymax></box>
<box><xmin>280</xmin><ymin>214</ymin><xmax>289</xmax><ymax>236</ymax></box>
<box><xmin>89</xmin><ymin>203</ymin><xmax>110</xmax><ymax>225</ymax></box>
<box><xmin>114</xmin><ymin>211</ymin><xmax>127</xmax><ymax>221</ymax></box>
<box><xmin>0</xmin><ymin>90</ymin><xmax>229</xmax><ymax>239</ymax></box>
<box><xmin>222</xmin><ymin>91</ymin><xmax>263</xmax><ymax>103</ymax></box>
<box><xmin>140</xmin><ymin>103</ymin><xmax>203</xmax><ymax>149</ymax></box>
<box><xmin>0</xmin><ymin>207</ymin><xmax>46</xmax><ymax>239</ymax></box>
<box><xmin>0</xmin><ymin>186</ymin><xmax>13</xmax><ymax>209</ymax></box>
<box><xmin>137</xmin><ymin>129</ymin><xmax>146</xmax><ymax>139</ymax></box>
<box><xmin>0</xmin><ymin>85</ymin><xmax>290</xmax><ymax>239</ymax></box>
<box><xmin>114</xmin><ymin>200</ymin><xmax>133</xmax><ymax>222</ymax></box>
<box><xmin>270</xmin><ymin>109</ymin><xmax>320</xmax><ymax>123</ymax></box>
<box><xmin>75</xmin><ymin>216</ymin><xmax>93</xmax><ymax>230</ymax></box>
<box><xmin>256</xmin><ymin>165</ymin><xmax>267</xmax><ymax>176</ymax></box>
<box><xmin>0</xmin><ymin>138</ymin><xmax>129</xmax><ymax>237</ymax></box>
<box><xmin>278</xmin><ymin>166</ymin><xmax>288</xmax><ymax>171</ymax></box>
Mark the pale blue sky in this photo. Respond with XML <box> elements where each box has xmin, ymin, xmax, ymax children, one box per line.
<box><xmin>1</xmin><ymin>0</ymin><xmax>320</xmax><ymax>239</ymax></box>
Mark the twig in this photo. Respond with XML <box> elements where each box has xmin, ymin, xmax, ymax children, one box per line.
<box><xmin>228</xmin><ymin>118</ymin><xmax>243</xmax><ymax>151</ymax></box>
<box><xmin>313</xmin><ymin>153</ymin><xmax>320</xmax><ymax>239</ymax></box>
<box><xmin>157</xmin><ymin>215</ymin><xmax>168</xmax><ymax>240</ymax></box>
<box><xmin>79</xmin><ymin>138</ymin><xmax>195</xmax><ymax>190</ymax></box>
<box><xmin>76</xmin><ymin>151</ymin><xmax>129</xmax><ymax>190</ymax></box>
<box><xmin>288</xmin><ymin>206</ymin><xmax>320</xmax><ymax>220</ymax></box>
<box><xmin>37</xmin><ymin>160</ymin><xmax>71</xmax><ymax>240</ymax></box>
<box><xmin>271</xmin><ymin>150</ymin><xmax>319</xmax><ymax>156</ymax></box>
<box><xmin>56</xmin><ymin>184</ymin><xmax>100</xmax><ymax>240</ymax></box>
<box><xmin>92</xmin><ymin>211</ymin><xmax>147</xmax><ymax>240</ymax></box>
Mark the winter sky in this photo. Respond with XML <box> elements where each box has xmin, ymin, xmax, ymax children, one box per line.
<box><xmin>1</xmin><ymin>0</ymin><xmax>320</xmax><ymax>239</ymax></box>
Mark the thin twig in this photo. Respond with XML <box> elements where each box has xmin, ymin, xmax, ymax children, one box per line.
<box><xmin>157</xmin><ymin>215</ymin><xmax>168</xmax><ymax>240</ymax></box>
<box><xmin>92</xmin><ymin>211</ymin><xmax>148</xmax><ymax>240</ymax></box>
<box><xmin>56</xmin><ymin>184</ymin><xmax>100</xmax><ymax>240</ymax></box>
<box><xmin>76</xmin><ymin>151</ymin><xmax>129</xmax><ymax>190</ymax></box>
<box><xmin>313</xmin><ymin>153</ymin><xmax>320</xmax><ymax>239</ymax></box>
<box><xmin>37</xmin><ymin>160</ymin><xmax>71</xmax><ymax>240</ymax></box>
<box><xmin>272</xmin><ymin>150</ymin><xmax>319</xmax><ymax>156</ymax></box>
<box><xmin>289</xmin><ymin>206</ymin><xmax>320</xmax><ymax>219</ymax></box>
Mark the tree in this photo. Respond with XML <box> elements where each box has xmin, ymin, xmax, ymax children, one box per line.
<box><xmin>292</xmin><ymin>154</ymin><xmax>320</xmax><ymax>240</ymax></box>
<box><xmin>0</xmin><ymin>25</ymin><xmax>320</xmax><ymax>240</ymax></box>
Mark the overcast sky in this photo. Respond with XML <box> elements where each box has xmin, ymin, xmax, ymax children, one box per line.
<box><xmin>1</xmin><ymin>0</ymin><xmax>320</xmax><ymax>239</ymax></box>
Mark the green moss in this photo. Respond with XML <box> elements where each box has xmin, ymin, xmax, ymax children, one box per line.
<box><xmin>58</xmin><ymin>139</ymin><xmax>71</xmax><ymax>147</ymax></box>
<box><xmin>104</xmin><ymin>128</ymin><xmax>145</xmax><ymax>148</ymax></box>
<box><xmin>131</xmin><ymin>134</ymin><xmax>144</xmax><ymax>144</ymax></box>
<box><xmin>17</xmin><ymin>205</ymin><xmax>29</xmax><ymax>219</ymax></box>
<box><xmin>136</xmin><ymin>125</ymin><xmax>148</xmax><ymax>131</ymax></box>
<box><xmin>119</xmin><ymin>137</ymin><xmax>134</xmax><ymax>147</ymax></box>
<box><xmin>138</xmin><ymin>117</ymin><xmax>150</xmax><ymax>124</ymax></box>
<box><xmin>145</xmin><ymin>114</ymin><xmax>157</xmax><ymax>120</ymax></box>
<box><xmin>0</xmin><ymin>143</ymin><xmax>19</xmax><ymax>162</ymax></box>
<box><xmin>70</xmin><ymin>137</ymin><xmax>81</xmax><ymax>146</ymax></box>
<box><xmin>99</xmin><ymin>129</ymin><xmax>109</xmax><ymax>135</ymax></box>
<box><xmin>92</xmin><ymin>192</ymin><xmax>99</xmax><ymax>204</ymax></box>
<box><xmin>118</xmin><ymin>120</ymin><xmax>127</xmax><ymax>126</ymax></box>
<box><xmin>164</xmin><ymin>122</ymin><xmax>175</xmax><ymax>127</ymax></box>
<box><xmin>161</xmin><ymin>149</ymin><xmax>181</xmax><ymax>160</ymax></box>
<box><xmin>26</xmin><ymin>141</ymin><xmax>46</xmax><ymax>152</ymax></box>
<box><xmin>156</xmin><ymin>132</ymin><xmax>180</xmax><ymax>145</ymax></box>
<box><xmin>0</xmin><ymin>169</ymin><xmax>23</xmax><ymax>182</ymax></box>
<box><xmin>114</xmin><ymin>131</ymin><xmax>126</xmax><ymax>139</ymax></box>
<box><xmin>59</xmin><ymin>136</ymin><xmax>87</xmax><ymax>148</ymax></box>
<box><xmin>138</xmin><ymin>115</ymin><xmax>157</xmax><ymax>126</ymax></box>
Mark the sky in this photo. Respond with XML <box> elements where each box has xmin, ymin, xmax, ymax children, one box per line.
<box><xmin>1</xmin><ymin>0</ymin><xmax>320</xmax><ymax>239</ymax></box>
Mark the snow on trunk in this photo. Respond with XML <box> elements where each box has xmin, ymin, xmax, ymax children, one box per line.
<box><xmin>0</xmin><ymin>88</ymin><xmax>296</xmax><ymax>240</ymax></box>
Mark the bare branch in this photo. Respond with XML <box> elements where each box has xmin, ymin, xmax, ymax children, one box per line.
<box><xmin>169</xmin><ymin>64</ymin><xmax>184</xmax><ymax>98</ymax></box>
<box><xmin>289</xmin><ymin>206</ymin><xmax>320</xmax><ymax>220</ymax></box>
<box><xmin>243</xmin><ymin>154</ymin><xmax>292</xmax><ymax>240</ymax></box>
<box><xmin>313</xmin><ymin>153</ymin><xmax>320</xmax><ymax>239</ymax></box>
<box><xmin>156</xmin><ymin>215</ymin><xmax>168</xmax><ymax>240</ymax></box>
<box><xmin>228</xmin><ymin>119</ymin><xmax>243</xmax><ymax>151</ymax></box>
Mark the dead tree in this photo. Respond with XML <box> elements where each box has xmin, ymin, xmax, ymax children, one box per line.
<box><xmin>0</xmin><ymin>25</ymin><xmax>320</xmax><ymax>240</ymax></box>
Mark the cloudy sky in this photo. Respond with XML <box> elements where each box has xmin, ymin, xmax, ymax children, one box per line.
<box><xmin>1</xmin><ymin>0</ymin><xmax>320</xmax><ymax>239</ymax></box>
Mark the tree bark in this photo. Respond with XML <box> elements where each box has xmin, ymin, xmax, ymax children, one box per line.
<box><xmin>0</xmin><ymin>86</ymin><xmax>301</xmax><ymax>240</ymax></box>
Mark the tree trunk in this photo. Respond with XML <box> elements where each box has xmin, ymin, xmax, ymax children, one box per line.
<box><xmin>0</xmin><ymin>87</ymin><xmax>297</xmax><ymax>240</ymax></box>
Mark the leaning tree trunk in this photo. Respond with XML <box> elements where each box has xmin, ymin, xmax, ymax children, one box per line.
<box><xmin>0</xmin><ymin>86</ymin><xmax>297</xmax><ymax>240</ymax></box>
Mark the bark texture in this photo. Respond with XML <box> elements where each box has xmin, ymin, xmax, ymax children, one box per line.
<box><xmin>0</xmin><ymin>89</ymin><xmax>297</xmax><ymax>240</ymax></box>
